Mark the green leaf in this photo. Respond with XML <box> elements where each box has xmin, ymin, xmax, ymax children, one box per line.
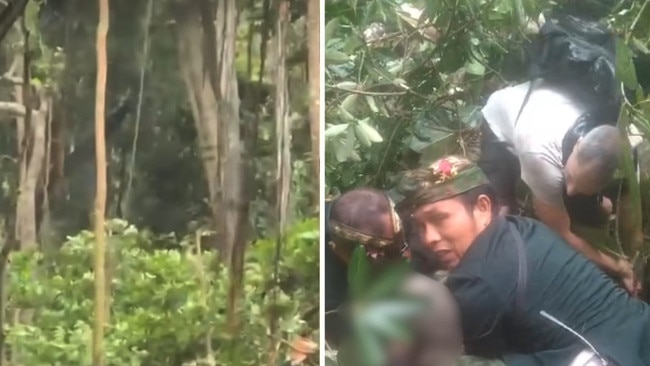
<box><xmin>332</xmin><ymin>137</ymin><xmax>352</xmax><ymax>162</ymax></box>
<box><xmin>354</xmin><ymin>325</ymin><xmax>385</xmax><ymax>366</ymax></box>
<box><xmin>615</xmin><ymin>40</ymin><xmax>639</xmax><ymax>91</ymax></box>
<box><xmin>348</xmin><ymin>247</ymin><xmax>371</xmax><ymax>298</ymax></box>
<box><xmin>341</xmin><ymin>94</ymin><xmax>360</xmax><ymax>113</ymax></box>
<box><xmin>325</xmin><ymin>18</ymin><xmax>340</xmax><ymax>41</ymax></box>
<box><xmin>365</xmin><ymin>96</ymin><xmax>379</xmax><ymax>113</ymax></box>
<box><xmin>387</xmin><ymin>61</ymin><xmax>404</xmax><ymax>75</ymax></box>
<box><xmin>24</xmin><ymin>1</ymin><xmax>41</xmax><ymax>35</ymax></box>
<box><xmin>354</xmin><ymin>123</ymin><xmax>372</xmax><ymax>147</ymax></box>
<box><xmin>357</xmin><ymin>119</ymin><xmax>384</xmax><ymax>143</ymax></box>
<box><xmin>339</xmin><ymin>107</ymin><xmax>356</xmax><ymax>122</ymax></box>
<box><xmin>326</xmin><ymin>49</ymin><xmax>351</xmax><ymax>64</ymax></box>
<box><xmin>364</xmin><ymin>261</ymin><xmax>411</xmax><ymax>300</ymax></box>
<box><xmin>336</xmin><ymin>81</ymin><xmax>359</xmax><ymax>90</ymax></box>
<box><xmin>325</xmin><ymin>123</ymin><xmax>350</xmax><ymax>137</ymax></box>
<box><xmin>342</xmin><ymin>127</ymin><xmax>357</xmax><ymax>158</ymax></box>
<box><xmin>465</xmin><ymin>59</ymin><xmax>486</xmax><ymax>76</ymax></box>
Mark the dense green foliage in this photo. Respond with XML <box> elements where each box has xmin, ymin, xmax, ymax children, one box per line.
<box><xmin>6</xmin><ymin>219</ymin><xmax>318</xmax><ymax>365</ymax></box>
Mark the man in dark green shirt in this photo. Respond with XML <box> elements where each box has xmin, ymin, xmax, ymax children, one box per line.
<box><xmin>397</xmin><ymin>155</ymin><xmax>650</xmax><ymax>365</ymax></box>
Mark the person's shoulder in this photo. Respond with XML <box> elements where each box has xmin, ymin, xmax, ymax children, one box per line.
<box><xmin>507</xmin><ymin>216</ymin><xmax>566</xmax><ymax>247</ymax></box>
<box><xmin>485</xmin><ymin>82</ymin><xmax>531</xmax><ymax>106</ymax></box>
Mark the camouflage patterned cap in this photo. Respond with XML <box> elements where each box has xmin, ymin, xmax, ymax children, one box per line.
<box><xmin>396</xmin><ymin>155</ymin><xmax>490</xmax><ymax>211</ymax></box>
<box><xmin>328</xmin><ymin>192</ymin><xmax>403</xmax><ymax>249</ymax></box>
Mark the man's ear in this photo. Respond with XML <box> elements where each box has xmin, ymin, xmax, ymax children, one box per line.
<box><xmin>476</xmin><ymin>194</ymin><xmax>492</xmax><ymax>214</ymax></box>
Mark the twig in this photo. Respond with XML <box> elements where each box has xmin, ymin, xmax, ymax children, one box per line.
<box><xmin>629</xmin><ymin>0</ymin><xmax>649</xmax><ymax>42</ymax></box>
<box><xmin>328</xmin><ymin>86</ymin><xmax>407</xmax><ymax>96</ymax></box>
<box><xmin>124</xmin><ymin>0</ymin><xmax>154</xmax><ymax>218</ymax></box>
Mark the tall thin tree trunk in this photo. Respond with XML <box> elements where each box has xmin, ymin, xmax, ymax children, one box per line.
<box><xmin>307</xmin><ymin>0</ymin><xmax>320</xmax><ymax>206</ymax></box>
<box><xmin>92</xmin><ymin>0</ymin><xmax>109</xmax><ymax>364</ymax></box>
<box><xmin>269</xmin><ymin>0</ymin><xmax>291</xmax><ymax>363</ymax></box>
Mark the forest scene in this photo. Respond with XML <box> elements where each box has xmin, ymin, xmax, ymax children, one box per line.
<box><xmin>324</xmin><ymin>0</ymin><xmax>650</xmax><ymax>365</ymax></box>
<box><xmin>0</xmin><ymin>0</ymin><xmax>320</xmax><ymax>365</ymax></box>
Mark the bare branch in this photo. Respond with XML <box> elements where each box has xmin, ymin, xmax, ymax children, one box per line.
<box><xmin>0</xmin><ymin>74</ymin><xmax>22</xmax><ymax>85</ymax></box>
<box><xmin>0</xmin><ymin>101</ymin><xmax>25</xmax><ymax>117</ymax></box>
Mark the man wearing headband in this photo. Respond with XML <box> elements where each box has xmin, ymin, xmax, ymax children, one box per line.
<box><xmin>324</xmin><ymin>188</ymin><xmax>410</xmax><ymax>346</ymax></box>
<box><xmin>398</xmin><ymin>155</ymin><xmax>650</xmax><ymax>365</ymax></box>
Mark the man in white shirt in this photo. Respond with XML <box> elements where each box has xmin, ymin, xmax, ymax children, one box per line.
<box><xmin>478</xmin><ymin>79</ymin><xmax>639</xmax><ymax>294</ymax></box>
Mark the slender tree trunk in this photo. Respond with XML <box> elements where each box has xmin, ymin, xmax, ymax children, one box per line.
<box><xmin>92</xmin><ymin>0</ymin><xmax>109</xmax><ymax>364</ymax></box>
<box><xmin>269</xmin><ymin>0</ymin><xmax>291</xmax><ymax>363</ymax></box>
<box><xmin>307</xmin><ymin>0</ymin><xmax>320</xmax><ymax>205</ymax></box>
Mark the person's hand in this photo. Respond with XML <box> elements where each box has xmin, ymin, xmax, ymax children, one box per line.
<box><xmin>617</xmin><ymin>258</ymin><xmax>642</xmax><ymax>297</ymax></box>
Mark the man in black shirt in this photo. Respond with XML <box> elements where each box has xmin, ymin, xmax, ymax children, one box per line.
<box><xmin>397</xmin><ymin>155</ymin><xmax>650</xmax><ymax>365</ymax></box>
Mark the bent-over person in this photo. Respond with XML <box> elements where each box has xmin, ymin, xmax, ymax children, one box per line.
<box><xmin>478</xmin><ymin>80</ymin><xmax>641</xmax><ymax>295</ymax></box>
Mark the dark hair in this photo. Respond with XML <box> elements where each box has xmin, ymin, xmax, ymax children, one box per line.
<box><xmin>330</xmin><ymin>188</ymin><xmax>394</xmax><ymax>238</ymax></box>
<box><xmin>457</xmin><ymin>184</ymin><xmax>500</xmax><ymax>216</ymax></box>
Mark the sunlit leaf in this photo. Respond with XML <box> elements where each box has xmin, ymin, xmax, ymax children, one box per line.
<box><xmin>325</xmin><ymin>123</ymin><xmax>350</xmax><ymax>138</ymax></box>
<box><xmin>387</xmin><ymin>61</ymin><xmax>404</xmax><ymax>75</ymax></box>
<box><xmin>357</xmin><ymin>119</ymin><xmax>384</xmax><ymax>143</ymax></box>
<box><xmin>336</xmin><ymin>81</ymin><xmax>359</xmax><ymax>89</ymax></box>
<box><xmin>365</xmin><ymin>96</ymin><xmax>379</xmax><ymax>113</ymax></box>
<box><xmin>354</xmin><ymin>123</ymin><xmax>372</xmax><ymax>147</ymax></box>
<box><xmin>341</xmin><ymin>94</ymin><xmax>360</xmax><ymax>113</ymax></box>
<box><xmin>339</xmin><ymin>107</ymin><xmax>357</xmax><ymax>122</ymax></box>
<box><xmin>466</xmin><ymin>59</ymin><xmax>486</xmax><ymax>76</ymax></box>
<box><xmin>332</xmin><ymin>137</ymin><xmax>352</xmax><ymax>162</ymax></box>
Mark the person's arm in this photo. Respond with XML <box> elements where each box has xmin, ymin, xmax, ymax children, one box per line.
<box><xmin>533</xmin><ymin>198</ymin><xmax>622</xmax><ymax>276</ymax></box>
<box><xmin>518</xmin><ymin>154</ymin><xmax>624</xmax><ymax>276</ymax></box>
<box><xmin>446</xmin><ymin>275</ymin><xmax>507</xmax><ymax>359</ymax></box>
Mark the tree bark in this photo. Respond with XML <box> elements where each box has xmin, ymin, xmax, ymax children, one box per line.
<box><xmin>175</xmin><ymin>0</ymin><xmax>247</xmax><ymax>336</ymax></box>
<box><xmin>269</xmin><ymin>0</ymin><xmax>291</xmax><ymax>363</ymax></box>
<box><xmin>175</xmin><ymin>1</ymin><xmax>221</xmax><ymax>240</ymax></box>
<box><xmin>92</xmin><ymin>0</ymin><xmax>109</xmax><ymax>364</ymax></box>
<box><xmin>307</xmin><ymin>0</ymin><xmax>320</xmax><ymax>205</ymax></box>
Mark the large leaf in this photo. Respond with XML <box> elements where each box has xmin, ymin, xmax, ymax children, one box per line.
<box><xmin>325</xmin><ymin>123</ymin><xmax>350</xmax><ymax>138</ymax></box>
<box><xmin>326</xmin><ymin>49</ymin><xmax>352</xmax><ymax>64</ymax></box>
<box><xmin>356</xmin><ymin>118</ymin><xmax>384</xmax><ymax>143</ymax></box>
<box><xmin>616</xmin><ymin>40</ymin><xmax>639</xmax><ymax>91</ymax></box>
<box><xmin>354</xmin><ymin>325</ymin><xmax>386</xmax><ymax>366</ymax></box>
<box><xmin>363</xmin><ymin>261</ymin><xmax>411</xmax><ymax>300</ymax></box>
<box><xmin>347</xmin><ymin>246</ymin><xmax>371</xmax><ymax>298</ymax></box>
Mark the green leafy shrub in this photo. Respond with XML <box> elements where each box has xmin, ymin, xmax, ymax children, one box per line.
<box><xmin>6</xmin><ymin>218</ymin><xmax>319</xmax><ymax>366</ymax></box>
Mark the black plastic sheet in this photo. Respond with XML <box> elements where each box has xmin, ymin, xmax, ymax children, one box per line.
<box><xmin>526</xmin><ymin>14</ymin><xmax>620</xmax><ymax>126</ymax></box>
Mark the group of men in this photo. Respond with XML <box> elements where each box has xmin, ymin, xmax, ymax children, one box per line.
<box><xmin>325</xmin><ymin>77</ymin><xmax>650</xmax><ymax>365</ymax></box>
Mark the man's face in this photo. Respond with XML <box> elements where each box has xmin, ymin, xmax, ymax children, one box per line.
<box><xmin>411</xmin><ymin>198</ymin><xmax>485</xmax><ymax>271</ymax></box>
